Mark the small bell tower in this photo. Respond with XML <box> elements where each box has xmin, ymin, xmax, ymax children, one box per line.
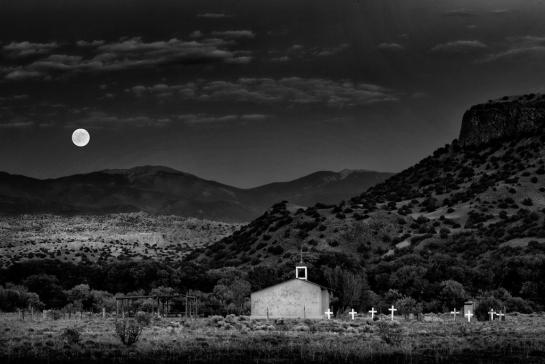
<box><xmin>295</xmin><ymin>248</ymin><xmax>308</xmax><ymax>280</ymax></box>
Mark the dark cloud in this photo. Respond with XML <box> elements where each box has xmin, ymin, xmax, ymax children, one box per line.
<box><xmin>127</xmin><ymin>78</ymin><xmax>399</xmax><ymax>107</ymax></box>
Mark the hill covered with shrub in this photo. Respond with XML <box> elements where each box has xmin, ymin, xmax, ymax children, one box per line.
<box><xmin>193</xmin><ymin>95</ymin><xmax>545</xmax><ymax>312</ymax></box>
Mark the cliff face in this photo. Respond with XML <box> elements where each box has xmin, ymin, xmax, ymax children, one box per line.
<box><xmin>459</xmin><ymin>94</ymin><xmax>545</xmax><ymax>146</ymax></box>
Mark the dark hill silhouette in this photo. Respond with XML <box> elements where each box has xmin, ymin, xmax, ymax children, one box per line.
<box><xmin>0</xmin><ymin>167</ymin><xmax>392</xmax><ymax>222</ymax></box>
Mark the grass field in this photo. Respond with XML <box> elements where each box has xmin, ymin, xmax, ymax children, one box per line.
<box><xmin>1</xmin><ymin>313</ymin><xmax>545</xmax><ymax>363</ymax></box>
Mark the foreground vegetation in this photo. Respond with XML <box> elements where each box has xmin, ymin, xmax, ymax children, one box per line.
<box><xmin>1</xmin><ymin>313</ymin><xmax>545</xmax><ymax>363</ymax></box>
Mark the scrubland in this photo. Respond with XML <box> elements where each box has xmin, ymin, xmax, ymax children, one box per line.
<box><xmin>0</xmin><ymin>213</ymin><xmax>240</xmax><ymax>268</ymax></box>
<box><xmin>1</xmin><ymin>313</ymin><xmax>545</xmax><ymax>363</ymax></box>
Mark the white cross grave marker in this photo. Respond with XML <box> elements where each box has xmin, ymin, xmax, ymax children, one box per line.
<box><xmin>388</xmin><ymin>305</ymin><xmax>397</xmax><ymax>321</ymax></box>
<box><xmin>496</xmin><ymin>311</ymin><xmax>505</xmax><ymax>321</ymax></box>
<box><xmin>450</xmin><ymin>308</ymin><xmax>460</xmax><ymax>321</ymax></box>
<box><xmin>325</xmin><ymin>308</ymin><xmax>333</xmax><ymax>320</ymax></box>
<box><xmin>369</xmin><ymin>307</ymin><xmax>377</xmax><ymax>320</ymax></box>
<box><xmin>488</xmin><ymin>308</ymin><xmax>495</xmax><ymax>321</ymax></box>
<box><xmin>349</xmin><ymin>308</ymin><xmax>357</xmax><ymax>320</ymax></box>
<box><xmin>465</xmin><ymin>310</ymin><xmax>473</xmax><ymax>322</ymax></box>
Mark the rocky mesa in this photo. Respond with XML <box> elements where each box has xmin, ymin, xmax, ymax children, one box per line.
<box><xmin>460</xmin><ymin>94</ymin><xmax>545</xmax><ymax>146</ymax></box>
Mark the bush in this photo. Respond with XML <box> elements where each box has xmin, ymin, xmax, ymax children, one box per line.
<box><xmin>135</xmin><ymin>311</ymin><xmax>152</xmax><ymax>326</ymax></box>
<box><xmin>475</xmin><ymin>297</ymin><xmax>502</xmax><ymax>321</ymax></box>
<box><xmin>376</xmin><ymin>321</ymin><xmax>403</xmax><ymax>346</ymax></box>
<box><xmin>61</xmin><ymin>327</ymin><xmax>80</xmax><ymax>345</ymax></box>
<box><xmin>115</xmin><ymin>319</ymin><xmax>143</xmax><ymax>346</ymax></box>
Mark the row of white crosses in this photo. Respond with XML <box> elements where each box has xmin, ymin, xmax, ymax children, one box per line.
<box><xmin>488</xmin><ymin>308</ymin><xmax>505</xmax><ymax>321</ymax></box>
<box><xmin>451</xmin><ymin>308</ymin><xmax>505</xmax><ymax>322</ymax></box>
<box><xmin>325</xmin><ymin>306</ymin><xmax>395</xmax><ymax>320</ymax></box>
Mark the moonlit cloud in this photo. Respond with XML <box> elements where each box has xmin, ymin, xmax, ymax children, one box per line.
<box><xmin>377</xmin><ymin>43</ymin><xmax>405</xmax><ymax>51</ymax></box>
<box><xmin>197</xmin><ymin>13</ymin><xmax>232</xmax><ymax>19</ymax></box>
<box><xmin>127</xmin><ymin>78</ymin><xmax>399</xmax><ymax>107</ymax></box>
<box><xmin>2</xmin><ymin>41</ymin><xmax>59</xmax><ymax>58</ymax></box>
<box><xmin>67</xmin><ymin>111</ymin><xmax>172</xmax><ymax>129</ymax></box>
<box><xmin>443</xmin><ymin>8</ymin><xmax>475</xmax><ymax>17</ymax></box>
<box><xmin>480</xmin><ymin>35</ymin><xmax>545</xmax><ymax>62</ymax></box>
<box><xmin>1</xmin><ymin>36</ymin><xmax>252</xmax><ymax>80</ymax></box>
<box><xmin>211</xmin><ymin>30</ymin><xmax>255</xmax><ymax>39</ymax></box>
<box><xmin>177</xmin><ymin>113</ymin><xmax>270</xmax><ymax>125</ymax></box>
<box><xmin>0</xmin><ymin>119</ymin><xmax>34</xmax><ymax>128</ymax></box>
<box><xmin>431</xmin><ymin>40</ymin><xmax>487</xmax><ymax>54</ymax></box>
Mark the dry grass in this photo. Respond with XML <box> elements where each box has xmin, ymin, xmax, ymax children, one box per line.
<box><xmin>1</xmin><ymin>313</ymin><xmax>545</xmax><ymax>363</ymax></box>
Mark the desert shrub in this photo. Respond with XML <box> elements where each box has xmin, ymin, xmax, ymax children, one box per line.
<box><xmin>376</xmin><ymin>321</ymin><xmax>403</xmax><ymax>346</ymax></box>
<box><xmin>394</xmin><ymin>296</ymin><xmax>420</xmax><ymax>319</ymax></box>
<box><xmin>504</xmin><ymin>297</ymin><xmax>533</xmax><ymax>313</ymax></box>
<box><xmin>51</xmin><ymin>309</ymin><xmax>63</xmax><ymax>320</ymax></box>
<box><xmin>135</xmin><ymin>311</ymin><xmax>152</xmax><ymax>326</ymax></box>
<box><xmin>61</xmin><ymin>327</ymin><xmax>81</xmax><ymax>345</ymax></box>
<box><xmin>115</xmin><ymin>319</ymin><xmax>143</xmax><ymax>346</ymax></box>
<box><xmin>267</xmin><ymin>246</ymin><xmax>284</xmax><ymax>255</ymax></box>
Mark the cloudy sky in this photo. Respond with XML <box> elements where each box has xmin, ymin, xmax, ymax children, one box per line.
<box><xmin>2</xmin><ymin>0</ymin><xmax>545</xmax><ymax>187</ymax></box>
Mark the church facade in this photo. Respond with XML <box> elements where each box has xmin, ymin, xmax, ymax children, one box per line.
<box><xmin>250</xmin><ymin>265</ymin><xmax>331</xmax><ymax>319</ymax></box>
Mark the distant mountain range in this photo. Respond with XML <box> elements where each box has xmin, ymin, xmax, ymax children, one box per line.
<box><xmin>0</xmin><ymin>166</ymin><xmax>393</xmax><ymax>222</ymax></box>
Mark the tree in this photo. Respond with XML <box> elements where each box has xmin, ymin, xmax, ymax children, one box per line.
<box><xmin>0</xmin><ymin>285</ymin><xmax>43</xmax><ymax>312</ymax></box>
<box><xmin>389</xmin><ymin>265</ymin><xmax>428</xmax><ymax>299</ymax></box>
<box><xmin>22</xmin><ymin>274</ymin><xmax>66</xmax><ymax>308</ymax></box>
<box><xmin>394</xmin><ymin>296</ymin><xmax>420</xmax><ymax>319</ymax></box>
<box><xmin>323</xmin><ymin>266</ymin><xmax>369</xmax><ymax>313</ymax></box>
<box><xmin>439</xmin><ymin>280</ymin><xmax>467</xmax><ymax>311</ymax></box>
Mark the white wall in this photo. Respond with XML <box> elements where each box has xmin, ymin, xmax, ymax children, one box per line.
<box><xmin>251</xmin><ymin>279</ymin><xmax>328</xmax><ymax>319</ymax></box>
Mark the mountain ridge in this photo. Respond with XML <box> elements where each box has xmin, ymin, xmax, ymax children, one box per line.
<box><xmin>0</xmin><ymin>166</ymin><xmax>393</xmax><ymax>222</ymax></box>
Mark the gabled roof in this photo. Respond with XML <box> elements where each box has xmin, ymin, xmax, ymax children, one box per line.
<box><xmin>251</xmin><ymin>278</ymin><xmax>332</xmax><ymax>295</ymax></box>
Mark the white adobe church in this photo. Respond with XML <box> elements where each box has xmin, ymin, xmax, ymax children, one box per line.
<box><xmin>250</xmin><ymin>263</ymin><xmax>331</xmax><ymax>319</ymax></box>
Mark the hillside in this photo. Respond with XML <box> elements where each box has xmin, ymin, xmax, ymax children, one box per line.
<box><xmin>193</xmin><ymin>95</ymin><xmax>545</xmax><ymax>309</ymax></box>
<box><xmin>0</xmin><ymin>167</ymin><xmax>392</xmax><ymax>222</ymax></box>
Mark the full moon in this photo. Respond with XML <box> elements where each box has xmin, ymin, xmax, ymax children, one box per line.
<box><xmin>72</xmin><ymin>128</ymin><xmax>90</xmax><ymax>147</ymax></box>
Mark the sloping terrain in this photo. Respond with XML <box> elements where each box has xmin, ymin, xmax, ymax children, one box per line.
<box><xmin>193</xmin><ymin>95</ymin><xmax>545</xmax><ymax>308</ymax></box>
<box><xmin>0</xmin><ymin>166</ymin><xmax>392</xmax><ymax>222</ymax></box>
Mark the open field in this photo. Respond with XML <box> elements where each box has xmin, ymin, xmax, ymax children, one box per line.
<box><xmin>1</xmin><ymin>313</ymin><xmax>545</xmax><ymax>363</ymax></box>
<box><xmin>0</xmin><ymin>213</ymin><xmax>241</xmax><ymax>268</ymax></box>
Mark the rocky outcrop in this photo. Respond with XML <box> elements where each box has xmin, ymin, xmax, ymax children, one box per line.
<box><xmin>459</xmin><ymin>94</ymin><xmax>545</xmax><ymax>146</ymax></box>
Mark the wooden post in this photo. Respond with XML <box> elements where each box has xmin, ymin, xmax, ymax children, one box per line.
<box><xmin>102</xmin><ymin>307</ymin><xmax>106</xmax><ymax>319</ymax></box>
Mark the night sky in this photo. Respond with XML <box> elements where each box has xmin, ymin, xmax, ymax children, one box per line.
<box><xmin>2</xmin><ymin>0</ymin><xmax>545</xmax><ymax>187</ymax></box>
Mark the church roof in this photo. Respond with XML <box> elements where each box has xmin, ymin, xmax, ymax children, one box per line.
<box><xmin>251</xmin><ymin>278</ymin><xmax>332</xmax><ymax>295</ymax></box>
